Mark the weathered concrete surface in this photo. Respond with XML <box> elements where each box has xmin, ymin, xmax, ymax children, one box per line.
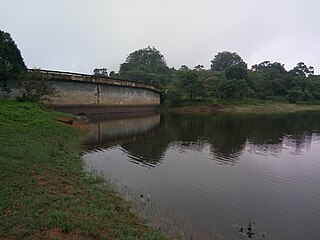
<box><xmin>47</xmin><ymin>79</ymin><xmax>160</xmax><ymax>114</ymax></box>
<box><xmin>1</xmin><ymin>69</ymin><xmax>162</xmax><ymax>114</ymax></box>
<box><xmin>41</xmin><ymin>70</ymin><xmax>161</xmax><ymax>114</ymax></box>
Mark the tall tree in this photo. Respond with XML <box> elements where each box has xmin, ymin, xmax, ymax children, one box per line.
<box><xmin>0</xmin><ymin>30</ymin><xmax>26</xmax><ymax>90</ymax></box>
<box><xmin>118</xmin><ymin>46</ymin><xmax>171</xmax><ymax>87</ymax></box>
<box><xmin>210</xmin><ymin>51</ymin><xmax>247</xmax><ymax>71</ymax></box>
<box><xmin>119</xmin><ymin>46</ymin><xmax>168</xmax><ymax>74</ymax></box>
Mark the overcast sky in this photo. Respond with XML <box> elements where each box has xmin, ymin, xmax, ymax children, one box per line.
<box><xmin>1</xmin><ymin>0</ymin><xmax>319</xmax><ymax>74</ymax></box>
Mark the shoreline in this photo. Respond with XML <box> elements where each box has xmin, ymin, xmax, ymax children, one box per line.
<box><xmin>162</xmin><ymin>102</ymin><xmax>320</xmax><ymax>114</ymax></box>
<box><xmin>0</xmin><ymin>100</ymin><xmax>165</xmax><ymax>240</ymax></box>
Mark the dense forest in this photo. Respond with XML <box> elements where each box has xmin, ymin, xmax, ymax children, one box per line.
<box><xmin>94</xmin><ymin>46</ymin><xmax>320</xmax><ymax>105</ymax></box>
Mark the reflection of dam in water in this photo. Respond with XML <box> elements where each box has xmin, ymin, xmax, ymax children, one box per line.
<box><xmin>83</xmin><ymin>113</ymin><xmax>160</xmax><ymax>147</ymax></box>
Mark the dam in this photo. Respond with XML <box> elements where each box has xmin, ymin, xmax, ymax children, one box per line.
<box><xmin>1</xmin><ymin>69</ymin><xmax>162</xmax><ymax>114</ymax></box>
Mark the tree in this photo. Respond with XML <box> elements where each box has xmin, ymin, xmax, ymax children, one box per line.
<box><xmin>251</xmin><ymin>61</ymin><xmax>286</xmax><ymax>75</ymax></box>
<box><xmin>179</xmin><ymin>65</ymin><xmax>189</xmax><ymax>71</ymax></box>
<box><xmin>251</xmin><ymin>61</ymin><xmax>288</xmax><ymax>96</ymax></box>
<box><xmin>0</xmin><ymin>30</ymin><xmax>26</xmax><ymax>90</ymax></box>
<box><xmin>248</xmin><ymin>72</ymin><xmax>272</xmax><ymax>100</ymax></box>
<box><xmin>287</xmin><ymin>89</ymin><xmax>301</xmax><ymax>103</ymax></box>
<box><xmin>225</xmin><ymin>66</ymin><xmax>248</xmax><ymax>80</ymax></box>
<box><xmin>118</xmin><ymin>46</ymin><xmax>171</xmax><ymax>87</ymax></box>
<box><xmin>308</xmin><ymin>75</ymin><xmax>320</xmax><ymax>100</ymax></box>
<box><xmin>290</xmin><ymin>62</ymin><xmax>314</xmax><ymax>77</ymax></box>
<box><xmin>119</xmin><ymin>46</ymin><xmax>168</xmax><ymax>74</ymax></box>
<box><xmin>165</xmin><ymin>90</ymin><xmax>182</xmax><ymax>106</ymax></box>
<box><xmin>17</xmin><ymin>68</ymin><xmax>55</xmax><ymax>102</ymax></box>
<box><xmin>210</xmin><ymin>51</ymin><xmax>247</xmax><ymax>71</ymax></box>
<box><xmin>199</xmin><ymin>71</ymin><xmax>223</xmax><ymax>97</ymax></box>
<box><xmin>177</xmin><ymin>69</ymin><xmax>203</xmax><ymax>100</ymax></box>
<box><xmin>119</xmin><ymin>65</ymin><xmax>152</xmax><ymax>83</ymax></box>
<box><xmin>109</xmin><ymin>71</ymin><xmax>116</xmax><ymax>77</ymax></box>
<box><xmin>194</xmin><ymin>65</ymin><xmax>204</xmax><ymax>71</ymax></box>
<box><xmin>93</xmin><ymin>68</ymin><xmax>108</xmax><ymax>77</ymax></box>
<box><xmin>214</xmin><ymin>78</ymin><xmax>249</xmax><ymax>99</ymax></box>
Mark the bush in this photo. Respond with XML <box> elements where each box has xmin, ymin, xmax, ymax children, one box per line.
<box><xmin>165</xmin><ymin>90</ymin><xmax>181</xmax><ymax>106</ymax></box>
<box><xmin>287</xmin><ymin>89</ymin><xmax>300</xmax><ymax>103</ymax></box>
<box><xmin>17</xmin><ymin>69</ymin><xmax>55</xmax><ymax>102</ymax></box>
<box><xmin>302</xmin><ymin>90</ymin><xmax>312</xmax><ymax>102</ymax></box>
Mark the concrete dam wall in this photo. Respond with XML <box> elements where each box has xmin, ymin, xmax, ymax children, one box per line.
<box><xmin>1</xmin><ymin>70</ymin><xmax>162</xmax><ymax>114</ymax></box>
<box><xmin>49</xmin><ymin>79</ymin><xmax>160</xmax><ymax>114</ymax></box>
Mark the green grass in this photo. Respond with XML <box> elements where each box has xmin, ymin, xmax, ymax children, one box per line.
<box><xmin>0</xmin><ymin>100</ymin><xmax>165</xmax><ymax>240</ymax></box>
<box><xmin>163</xmin><ymin>97</ymin><xmax>320</xmax><ymax>113</ymax></box>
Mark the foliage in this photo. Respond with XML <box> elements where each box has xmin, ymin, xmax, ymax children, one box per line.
<box><xmin>194</xmin><ymin>64</ymin><xmax>204</xmax><ymax>71</ymax></box>
<box><xmin>165</xmin><ymin>90</ymin><xmax>182</xmax><ymax>106</ymax></box>
<box><xmin>225</xmin><ymin>66</ymin><xmax>248</xmax><ymax>80</ymax></box>
<box><xmin>119</xmin><ymin>65</ymin><xmax>152</xmax><ymax>83</ymax></box>
<box><xmin>118</xmin><ymin>46</ymin><xmax>171</xmax><ymax>88</ymax></box>
<box><xmin>109</xmin><ymin>70</ymin><xmax>119</xmax><ymax>78</ymax></box>
<box><xmin>103</xmin><ymin>48</ymin><xmax>320</xmax><ymax>106</ymax></box>
<box><xmin>210</xmin><ymin>51</ymin><xmax>247</xmax><ymax>71</ymax></box>
<box><xmin>93</xmin><ymin>68</ymin><xmax>108</xmax><ymax>77</ymax></box>
<box><xmin>251</xmin><ymin>61</ymin><xmax>286</xmax><ymax>75</ymax></box>
<box><xmin>308</xmin><ymin>75</ymin><xmax>320</xmax><ymax>99</ymax></box>
<box><xmin>215</xmin><ymin>78</ymin><xmax>249</xmax><ymax>99</ymax></box>
<box><xmin>0</xmin><ymin>30</ymin><xmax>26</xmax><ymax>90</ymax></box>
<box><xmin>287</xmin><ymin>89</ymin><xmax>301</xmax><ymax>103</ymax></box>
<box><xmin>247</xmin><ymin>72</ymin><xmax>272</xmax><ymax>100</ymax></box>
<box><xmin>16</xmin><ymin>69</ymin><xmax>55</xmax><ymax>102</ymax></box>
<box><xmin>176</xmin><ymin>69</ymin><xmax>203</xmax><ymax>100</ymax></box>
<box><xmin>200</xmin><ymin>71</ymin><xmax>224</xmax><ymax>97</ymax></box>
<box><xmin>290</xmin><ymin>62</ymin><xmax>314</xmax><ymax>77</ymax></box>
<box><xmin>302</xmin><ymin>90</ymin><xmax>312</xmax><ymax>101</ymax></box>
<box><xmin>119</xmin><ymin>46</ymin><xmax>168</xmax><ymax>75</ymax></box>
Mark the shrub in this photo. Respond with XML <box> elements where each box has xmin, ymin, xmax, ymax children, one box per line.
<box><xmin>287</xmin><ymin>89</ymin><xmax>300</xmax><ymax>103</ymax></box>
<box><xmin>17</xmin><ymin>69</ymin><xmax>55</xmax><ymax>102</ymax></box>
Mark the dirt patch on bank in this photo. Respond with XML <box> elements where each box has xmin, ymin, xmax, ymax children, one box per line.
<box><xmin>57</xmin><ymin>116</ymin><xmax>89</xmax><ymax>132</ymax></box>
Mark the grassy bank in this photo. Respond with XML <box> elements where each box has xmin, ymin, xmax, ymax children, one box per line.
<box><xmin>163</xmin><ymin>98</ymin><xmax>320</xmax><ymax>114</ymax></box>
<box><xmin>0</xmin><ymin>100</ymin><xmax>165</xmax><ymax>240</ymax></box>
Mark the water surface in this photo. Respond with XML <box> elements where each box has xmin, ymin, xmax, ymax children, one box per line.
<box><xmin>83</xmin><ymin>111</ymin><xmax>320</xmax><ymax>240</ymax></box>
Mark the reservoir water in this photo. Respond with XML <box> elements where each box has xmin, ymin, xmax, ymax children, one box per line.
<box><xmin>83</xmin><ymin>111</ymin><xmax>320</xmax><ymax>240</ymax></box>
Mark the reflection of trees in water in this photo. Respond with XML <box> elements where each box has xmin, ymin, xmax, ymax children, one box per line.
<box><xmin>86</xmin><ymin>111</ymin><xmax>320</xmax><ymax>166</ymax></box>
<box><xmin>245</xmin><ymin>112</ymin><xmax>319</xmax><ymax>156</ymax></box>
<box><xmin>121</xmin><ymin>112</ymin><xmax>320</xmax><ymax>166</ymax></box>
<box><xmin>120</xmin><ymin>130</ymin><xmax>168</xmax><ymax>167</ymax></box>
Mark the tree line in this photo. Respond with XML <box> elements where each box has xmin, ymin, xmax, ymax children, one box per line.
<box><xmin>1</xmin><ymin>29</ymin><xmax>319</xmax><ymax>105</ymax></box>
<box><xmin>95</xmin><ymin>46</ymin><xmax>320</xmax><ymax>105</ymax></box>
